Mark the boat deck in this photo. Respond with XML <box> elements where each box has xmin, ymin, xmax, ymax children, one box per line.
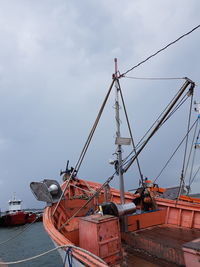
<box><xmin>122</xmin><ymin>224</ymin><xmax>200</xmax><ymax>266</ymax></box>
<box><xmin>122</xmin><ymin>245</ymin><xmax>178</xmax><ymax>267</ymax></box>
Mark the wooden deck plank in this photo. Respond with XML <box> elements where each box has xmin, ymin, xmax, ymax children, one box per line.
<box><xmin>122</xmin><ymin>224</ymin><xmax>200</xmax><ymax>266</ymax></box>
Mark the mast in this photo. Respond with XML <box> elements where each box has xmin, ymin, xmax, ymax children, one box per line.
<box><xmin>114</xmin><ymin>58</ymin><xmax>125</xmax><ymax>204</ymax></box>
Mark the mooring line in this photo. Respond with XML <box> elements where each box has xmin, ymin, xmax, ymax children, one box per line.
<box><xmin>0</xmin><ymin>244</ymin><xmax>107</xmax><ymax>265</ymax></box>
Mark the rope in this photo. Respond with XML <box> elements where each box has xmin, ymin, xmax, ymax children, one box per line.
<box><xmin>184</xmin><ymin>123</ymin><xmax>199</xmax><ymax>181</ymax></box>
<box><xmin>134</xmin><ymin>84</ymin><xmax>189</xmax><ymax>151</ymax></box>
<box><xmin>57</xmin><ymin>88</ymin><xmax>193</xmax><ymax>230</ymax></box>
<box><xmin>58</xmin><ymin>174</ymin><xmax>115</xmax><ymax>231</ymax></box>
<box><xmin>153</xmin><ymin>119</ymin><xmax>198</xmax><ymax>183</ymax></box>
<box><xmin>0</xmin><ymin>216</ymin><xmax>39</xmax><ymax>246</ymax></box>
<box><xmin>121</xmin><ymin>24</ymin><xmax>200</xmax><ymax>76</ymax></box>
<box><xmin>123</xmin><ymin>80</ymin><xmax>194</xmax><ymax>173</ymax></box>
<box><xmin>114</xmin><ymin>81</ymin><xmax>194</xmax><ymax>182</ymax></box>
<box><xmin>189</xmin><ymin>164</ymin><xmax>200</xmax><ymax>187</ymax></box>
<box><xmin>161</xmin><ymin>93</ymin><xmax>189</xmax><ymax>125</ymax></box>
<box><xmin>117</xmin><ymin>79</ymin><xmax>144</xmax><ymax>185</ymax></box>
<box><xmin>59</xmin><ymin>135</ymin><xmax>141</xmax><ymax>231</ymax></box>
<box><xmin>188</xmin><ymin>149</ymin><xmax>197</xmax><ymax>189</ymax></box>
<box><xmin>75</xmin><ymin>78</ymin><xmax>115</xmax><ymax>175</ymax></box>
<box><xmin>188</xmin><ymin>129</ymin><xmax>200</xmax><ymax>189</ymax></box>
<box><xmin>82</xmin><ymin>180</ymin><xmax>96</xmax><ymax>194</ymax></box>
<box><xmin>0</xmin><ymin>244</ymin><xmax>108</xmax><ymax>265</ymax></box>
<box><xmin>124</xmin><ymin>76</ymin><xmax>186</xmax><ymax>80</ymax></box>
<box><xmin>52</xmin><ymin>79</ymin><xmax>115</xmax><ymax>216</ymax></box>
<box><xmin>177</xmin><ymin>90</ymin><xmax>194</xmax><ymax>199</ymax></box>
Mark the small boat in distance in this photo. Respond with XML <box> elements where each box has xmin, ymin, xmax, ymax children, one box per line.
<box><xmin>0</xmin><ymin>195</ymin><xmax>42</xmax><ymax>226</ymax></box>
<box><xmin>31</xmin><ymin>59</ymin><xmax>200</xmax><ymax>266</ymax></box>
<box><xmin>0</xmin><ymin>196</ymin><xmax>26</xmax><ymax>226</ymax></box>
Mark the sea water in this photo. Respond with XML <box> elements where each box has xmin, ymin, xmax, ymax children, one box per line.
<box><xmin>0</xmin><ymin>222</ymin><xmax>63</xmax><ymax>266</ymax></box>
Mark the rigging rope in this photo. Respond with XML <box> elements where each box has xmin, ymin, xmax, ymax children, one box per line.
<box><xmin>189</xmin><ymin>164</ymin><xmax>200</xmax><ymax>188</ymax></box>
<box><xmin>124</xmin><ymin>76</ymin><xmax>186</xmax><ymax>80</ymax></box>
<box><xmin>177</xmin><ymin>90</ymin><xmax>194</xmax><ymax>199</ymax></box>
<box><xmin>188</xmin><ymin>149</ymin><xmax>197</xmax><ymax>190</ymax></box>
<box><xmin>118</xmin><ymin>78</ymin><xmax>190</xmax><ymax>159</ymax></box>
<box><xmin>134</xmin><ymin>84</ymin><xmax>189</xmax><ymax>151</ymax></box>
<box><xmin>57</xmin><ymin>82</ymin><xmax>196</xmax><ymax>230</ymax></box>
<box><xmin>122</xmin><ymin>88</ymin><xmax>190</xmax><ymax>169</ymax></box>
<box><xmin>52</xmin><ymin>79</ymin><xmax>115</xmax><ymax>216</ymax></box>
<box><xmin>161</xmin><ymin>93</ymin><xmax>189</xmax><ymax>124</ymax></box>
<box><xmin>184</xmin><ymin>123</ymin><xmax>199</xmax><ymax>181</ymax></box>
<box><xmin>58</xmin><ymin>174</ymin><xmax>115</xmax><ymax>231</ymax></box>
<box><xmin>121</xmin><ymin>24</ymin><xmax>200</xmax><ymax>77</ymax></box>
<box><xmin>188</xmin><ymin>128</ymin><xmax>200</xmax><ymax>189</ymax></box>
<box><xmin>75</xmin><ymin>78</ymin><xmax>115</xmax><ymax>175</ymax></box>
<box><xmin>123</xmin><ymin>80</ymin><xmax>194</xmax><ymax>173</ymax></box>
<box><xmin>119</xmin><ymin>94</ymin><xmax>184</xmax><ymax>165</ymax></box>
<box><xmin>0</xmin><ymin>216</ymin><xmax>39</xmax><ymax>246</ymax></box>
<box><xmin>117</xmin><ymin>79</ymin><xmax>144</xmax><ymax>185</ymax></box>
<box><xmin>153</xmin><ymin>119</ymin><xmax>198</xmax><ymax>183</ymax></box>
<box><xmin>55</xmin><ymin>79</ymin><xmax>190</xmax><ymax>227</ymax></box>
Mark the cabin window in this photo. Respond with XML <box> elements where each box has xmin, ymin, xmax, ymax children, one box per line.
<box><xmin>10</xmin><ymin>201</ymin><xmax>20</xmax><ymax>205</ymax></box>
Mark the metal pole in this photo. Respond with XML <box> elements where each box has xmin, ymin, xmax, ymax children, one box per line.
<box><xmin>114</xmin><ymin>58</ymin><xmax>125</xmax><ymax>204</ymax></box>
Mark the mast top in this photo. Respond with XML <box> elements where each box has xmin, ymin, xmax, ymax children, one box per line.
<box><xmin>114</xmin><ymin>58</ymin><xmax>117</xmax><ymax>75</ymax></box>
<box><xmin>113</xmin><ymin>58</ymin><xmax>120</xmax><ymax>79</ymax></box>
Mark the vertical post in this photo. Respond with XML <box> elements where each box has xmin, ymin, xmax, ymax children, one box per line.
<box><xmin>114</xmin><ymin>58</ymin><xmax>125</xmax><ymax>204</ymax></box>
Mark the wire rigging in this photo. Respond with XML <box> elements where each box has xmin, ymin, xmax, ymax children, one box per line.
<box><xmin>53</xmin><ymin>23</ymin><xmax>199</xmax><ymax>219</ymax></box>
<box><xmin>153</xmin><ymin>119</ymin><xmax>198</xmax><ymax>184</ymax></box>
<box><xmin>121</xmin><ymin>24</ymin><xmax>200</xmax><ymax>77</ymax></box>
<box><xmin>189</xmin><ymin>165</ymin><xmax>200</xmax><ymax>188</ymax></box>
<box><xmin>122</xmin><ymin>85</ymin><xmax>192</xmax><ymax>170</ymax></box>
<box><xmin>123</xmin><ymin>80</ymin><xmax>195</xmax><ymax>173</ymax></box>
<box><xmin>134</xmin><ymin>85</ymin><xmax>189</xmax><ymax>150</ymax></box>
<box><xmin>124</xmin><ymin>76</ymin><xmax>186</xmax><ymax>81</ymax></box>
<box><xmin>160</xmin><ymin>93</ymin><xmax>189</xmax><ymax>125</ymax></box>
<box><xmin>117</xmin><ymin>79</ymin><xmax>144</xmax><ymax>185</ymax></box>
<box><xmin>177</xmin><ymin>90</ymin><xmax>194</xmax><ymax>199</ymax></box>
<box><xmin>184</xmin><ymin>123</ymin><xmax>199</xmax><ymax>181</ymax></box>
<box><xmin>52</xmin><ymin>79</ymin><xmax>115</xmax><ymax>216</ymax></box>
<box><xmin>188</xmin><ymin>128</ymin><xmax>200</xmax><ymax>189</ymax></box>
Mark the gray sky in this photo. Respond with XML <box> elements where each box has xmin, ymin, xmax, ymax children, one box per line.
<box><xmin>0</xmin><ymin>0</ymin><xmax>200</xmax><ymax>210</ymax></box>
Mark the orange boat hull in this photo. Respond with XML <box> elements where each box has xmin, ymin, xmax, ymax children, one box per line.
<box><xmin>43</xmin><ymin>179</ymin><xmax>200</xmax><ymax>266</ymax></box>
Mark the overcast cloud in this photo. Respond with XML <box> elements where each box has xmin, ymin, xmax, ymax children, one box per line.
<box><xmin>0</xmin><ymin>0</ymin><xmax>200</xmax><ymax>210</ymax></box>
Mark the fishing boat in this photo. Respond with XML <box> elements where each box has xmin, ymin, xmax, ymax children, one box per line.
<box><xmin>0</xmin><ymin>196</ymin><xmax>26</xmax><ymax>226</ymax></box>
<box><xmin>0</xmin><ymin>195</ymin><xmax>42</xmax><ymax>226</ymax></box>
<box><xmin>31</xmin><ymin>59</ymin><xmax>200</xmax><ymax>266</ymax></box>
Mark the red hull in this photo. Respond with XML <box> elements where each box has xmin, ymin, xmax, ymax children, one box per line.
<box><xmin>0</xmin><ymin>211</ymin><xmax>26</xmax><ymax>226</ymax></box>
<box><xmin>0</xmin><ymin>211</ymin><xmax>43</xmax><ymax>226</ymax></box>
